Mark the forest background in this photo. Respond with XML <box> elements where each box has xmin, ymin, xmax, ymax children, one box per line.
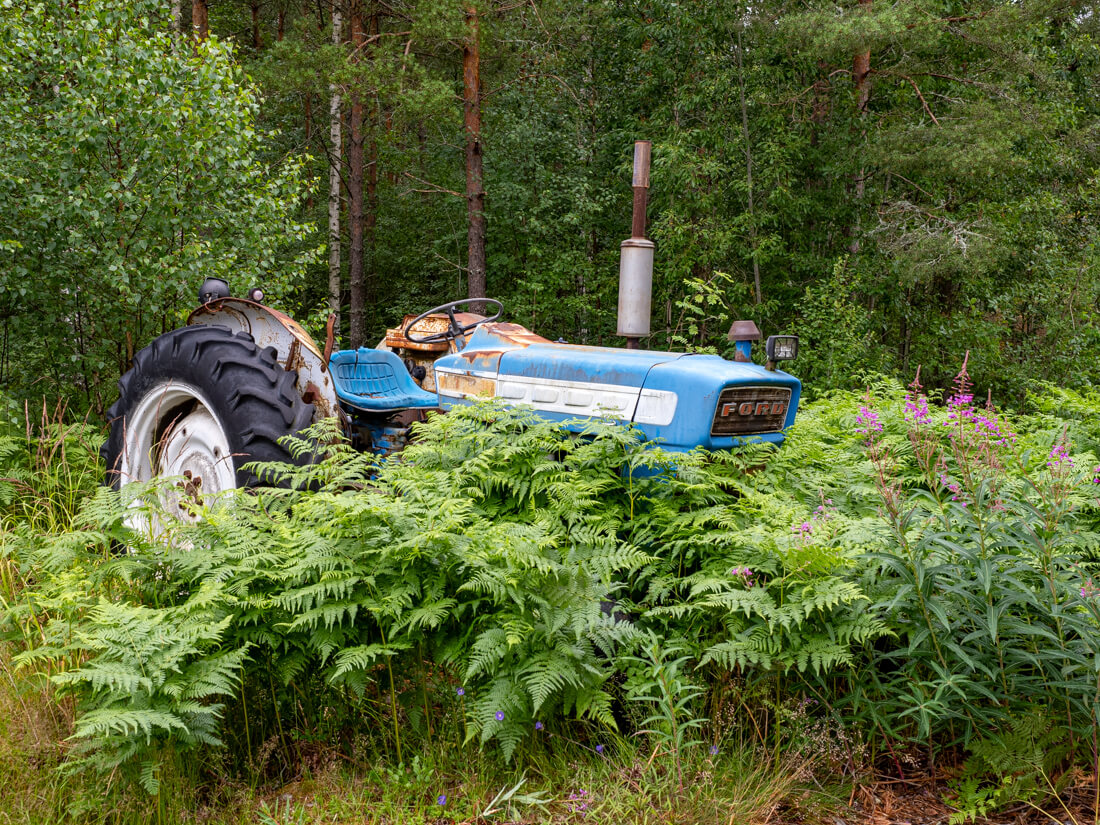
<box><xmin>3</xmin><ymin>0</ymin><xmax>1098</xmax><ymax>413</ymax></box>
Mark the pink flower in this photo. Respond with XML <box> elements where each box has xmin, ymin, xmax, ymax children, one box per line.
<box><xmin>855</xmin><ymin>406</ymin><xmax>882</xmax><ymax>434</ymax></box>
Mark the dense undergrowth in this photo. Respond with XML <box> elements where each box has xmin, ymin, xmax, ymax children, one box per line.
<box><xmin>3</xmin><ymin>370</ymin><xmax>1100</xmax><ymax>824</ymax></box>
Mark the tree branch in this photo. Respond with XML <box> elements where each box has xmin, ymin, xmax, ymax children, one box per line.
<box><xmin>401</xmin><ymin>172</ymin><xmax>462</xmax><ymax>198</ymax></box>
<box><xmin>877</xmin><ymin>71</ymin><xmax>940</xmax><ymax>125</ymax></box>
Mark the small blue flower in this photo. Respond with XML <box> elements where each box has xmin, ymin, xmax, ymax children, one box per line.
<box><xmin>437</xmin><ymin>794</ymin><xmax>447</xmax><ymax>806</ymax></box>
<box><xmin>495</xmin><ymin>710</ymin><xmax>505</xmax><ymax>721</ymax></box>
<box><xmin>535</xmin><ymin>721</ymin><xmax>543</xmax><ymax>730</ymax></box>
<box><xmin>595</xmin><ymin>744</ymin><xmax>604</xmax><ymax>754</ymax></box>
<box><xmin>709</xmin><ymin>744</ymin><xmax>719</xmax><ymax>756</ymax></box>
<box><xmin>455</xmin><ymin>687</ymin><xmax>465</xmax><ymax>696</ymax></box>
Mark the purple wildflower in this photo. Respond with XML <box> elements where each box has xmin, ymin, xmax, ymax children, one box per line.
<box><xmin>1048</xmin><ymin>444</ymin><xmax>1073</xmax><ymax>470</ymax></box>
<box><xmin>855</xmin><ymin>406</ymin><xmax>882</xmax><ymax>434</ymax></box>
<box><xmin>904</xmin><ymin>395</ymin><xmax>932</xmax><ymax>425</ymax></box>
<box><xmin>595</xmin><ymin>744</ymin><xmax>604</xmax><ymax>754</ymax></box>
<box><xmin>495</xmin><ymin>710</ymin><xmax>505</xmax><ymax>722</ymax></box>
<box><xmin>567</xmin><ymin>790</ymin><xmax>589</xmax><ymax>813</ymax></box>
<box><xmin>709</xmin><ymin>745</ymin><xmax>719</xmax><ymax>756</ymax></box>
<box><xmin>437</xmin><ymin>794</ymin><xmax>447</xmax><ymax>806</ymax></box>
<box><xmin>535</xmin><ymin>721</ymin><xmax>543</xmax><ymax>730</ymax></box>
<box><xmin>939</xmin><ymin>473</ymin><xmax>967</xmax><ymax>507</ymax></box>
<box><xmin>455</xmin><ymin>687</ymin><xmax>465</xmax><ymax>696</ymax></box>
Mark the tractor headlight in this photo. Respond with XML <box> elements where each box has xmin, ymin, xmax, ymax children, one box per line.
<box><xmin>766</xmin><ymin>335</ymin><xmax>798</xmax><ymax>362</ymax></box>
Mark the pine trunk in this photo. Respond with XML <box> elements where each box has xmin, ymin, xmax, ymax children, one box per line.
<box><xmin>463</xmin><ymin>2</ymin><xmax>486</xmax><ymax>306</ymax></box>
<box><xmin>251</xmin><ymin>1</ymin><xmax>262</xmax><ymax>49</ymax></box>
<box><xmin>192</xmin><ymin>0</ymin><xmax>207</xmax><ymax>40</ymax></box>
<box><xmin>365</xmin><ymin>5</ymin><xmax>379</xmax><ymax>324</ymax></box>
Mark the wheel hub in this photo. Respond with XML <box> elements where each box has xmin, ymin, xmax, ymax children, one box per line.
<box><xmin>156</xmin><ymin>406</ymin><xmax>235</xmax><ymax>520</ymax></box>
<box><xmin>119</xmin><ymin>383</ymin><xmax>239</xmax><ymax>530</ymax></box>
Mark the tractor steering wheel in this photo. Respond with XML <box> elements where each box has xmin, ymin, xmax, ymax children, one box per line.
<box><xmin>404</xmin><ymin>298</ymin><xmax>503</xmax><ymax>345</ymax></box>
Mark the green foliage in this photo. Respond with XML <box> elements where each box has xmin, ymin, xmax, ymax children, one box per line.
<box><xmin>945</xmin><ymin>711</ymin><xmax>1072</xmax><ymax>824</ymax></box>
<box><xmin>0</xmin><ymin>0</ymin><xmax>314</xmax><ymax>413</ymax></box>
<box><xmin>622</xmin><ymin>635</ymin><xmax>708</xmax><ymax>790</ymax></box>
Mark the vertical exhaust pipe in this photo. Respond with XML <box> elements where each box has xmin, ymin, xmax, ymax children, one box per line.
<box><xmin>617</xmin><ymin>140</ymin><xmax>654</xmax><ymax>350</ymax></box>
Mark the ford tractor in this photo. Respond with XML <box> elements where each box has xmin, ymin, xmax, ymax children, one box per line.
<box><xmin>101</xmin><ymin>280</ymin><xmax>801</xmax><ymax>511</ymax></box>
<box><xmin>102</xmin><ymin>142</ymin><xmax>800</xmax><ymax>506</ymax></box>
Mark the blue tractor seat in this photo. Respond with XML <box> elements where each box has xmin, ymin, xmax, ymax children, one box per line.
<box><xmin>329</xmin><ymin>348</ymin><xmax>439</xmax><ymax>412</ymax></box>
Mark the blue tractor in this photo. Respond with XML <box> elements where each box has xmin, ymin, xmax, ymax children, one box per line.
<box><xmin>101</xmin><ymin>283</ymin><xmax>800</xmax><ymax>513</ymax></box>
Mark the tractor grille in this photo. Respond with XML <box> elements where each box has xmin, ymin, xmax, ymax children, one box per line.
<box><xmin>711</xmin><ymin>386</ymin><xmax>791</xmax><ymax>436</ymax></box>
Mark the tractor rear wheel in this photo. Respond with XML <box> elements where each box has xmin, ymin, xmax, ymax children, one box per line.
<box><xmin>101</xmin><ymin>325</ymin><xmax>314</xmax><ymax>518</ymax></box>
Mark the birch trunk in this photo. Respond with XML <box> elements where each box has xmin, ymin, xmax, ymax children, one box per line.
<box><xmin>328</xmin><ymin>5</ymin><xmax>343</xmax><ymax>336</ymax></box>
<box><xmin>348</xmin><ymin>4</ymin><xmax>366</xmax><ymax>348</ymax></box>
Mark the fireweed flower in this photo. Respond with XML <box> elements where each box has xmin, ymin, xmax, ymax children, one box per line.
<box><xmin>1048</xmin><ymin>444</ymin><xmax>1073</xmax><ymax>469</ymax></box>
<box><xmin>939</xmin><ymin>473</ymin><xmax>967</xmax><ymax>507</ymax></box>
<box><xmin>904</xmin><ymin>395</ymin><xmax>932</xmax><ymax>425</ymax></box>
<box><xmin>855</xmin><ymin>406</ymin><xmax>882</xmax><ymax>434</ymax></box>
<box><xmin>730</xmin><ymin>567</ymin><xmax>754</xmax><ymax>586</ymax></box>
<box><xmin>495</xmin><ymin>710</ymin><xmax>505</xmax><ymax>722</ymax></box>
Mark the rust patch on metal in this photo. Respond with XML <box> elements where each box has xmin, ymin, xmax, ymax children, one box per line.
<box><xmin>188</xmin><ymin>297</ymin><xmax>323</xmax><ymax>357</ymax></box>
<box><xmin>322</xmin><ymin>313</ymin><xmax>336</xmax><ymax>372</ymax></box>
<box><xmin>458</xmin><ymin>350</ymin><xmax>508</xmax><ymax>375</ymax></box>
<box><xmin>436</xmin><ymin>371</ymin><xmax>497</xmax><ymax>398</ymax></box>
<box><xmin>389</xmin><ymin>408</ymin><xmax>432</xmax><ymax>427</ymax></box>
<box><xmin>303</xmin><ymin>380</ymin><xmax>336</xmax><ymax>420</ymax></box>
<box><xmin>386</xmin><ymin>313</ymin><xmax>452</xmax><ymax>352</ymax></box>
<box><xmin>384</xmin><ymin>312</ymin><xmax>488</xmax><ymax>351</ymax></box>
<box><xmin>285</xmin><ymin>338</ymin><xmax>302</xmax><ymax>373</ymax></box>
<box><xmin>189</xmin><ymin>300</ymin><xmax>252</xmax><ymax>333</ymax></box>
<box><xmin>478</xmin><ymin>322</ymin><xmax>551</xmax><ymax>347</ymax></box>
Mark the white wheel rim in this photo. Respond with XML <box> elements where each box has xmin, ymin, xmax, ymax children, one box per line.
<box><xmin>119</xmin><ymin>381</ymin><xmax>237</xmax><ymax>523</ymax></box>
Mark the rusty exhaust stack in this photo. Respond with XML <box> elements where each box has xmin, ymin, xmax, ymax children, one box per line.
<box><xmin>617</xmin><ymin>140</ymin><xmax>653</xmax><ymax>350</ymax></box>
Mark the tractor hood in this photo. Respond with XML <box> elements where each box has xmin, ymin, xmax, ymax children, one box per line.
<box><xmin>433</xmin><ymin>323</ymin><xmax>801</xmax><ymax>451</ymax></box>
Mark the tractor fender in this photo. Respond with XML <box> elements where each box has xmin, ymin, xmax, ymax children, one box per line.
<box><xmin>187</xmin><ymin>298</ymin><xmax>340</xmax><ymax>426</ymax></box>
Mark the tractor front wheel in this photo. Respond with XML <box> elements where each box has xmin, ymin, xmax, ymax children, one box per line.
<box><xmin>101</xmin><ymin>325</ymin><xmax>315</xmax><ymax>518</ymax></box>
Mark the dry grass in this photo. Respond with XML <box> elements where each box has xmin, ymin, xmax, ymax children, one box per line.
<box><xmin>0</xmin><ymin>644</ymin><xmax>75</xmax><ymax>824</ymax></box>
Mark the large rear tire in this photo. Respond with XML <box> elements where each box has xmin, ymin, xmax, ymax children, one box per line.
<box><xmin>101</xmin><ymin>325</ymin><xmax>315</xmax><ymax>518</ymax></box>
